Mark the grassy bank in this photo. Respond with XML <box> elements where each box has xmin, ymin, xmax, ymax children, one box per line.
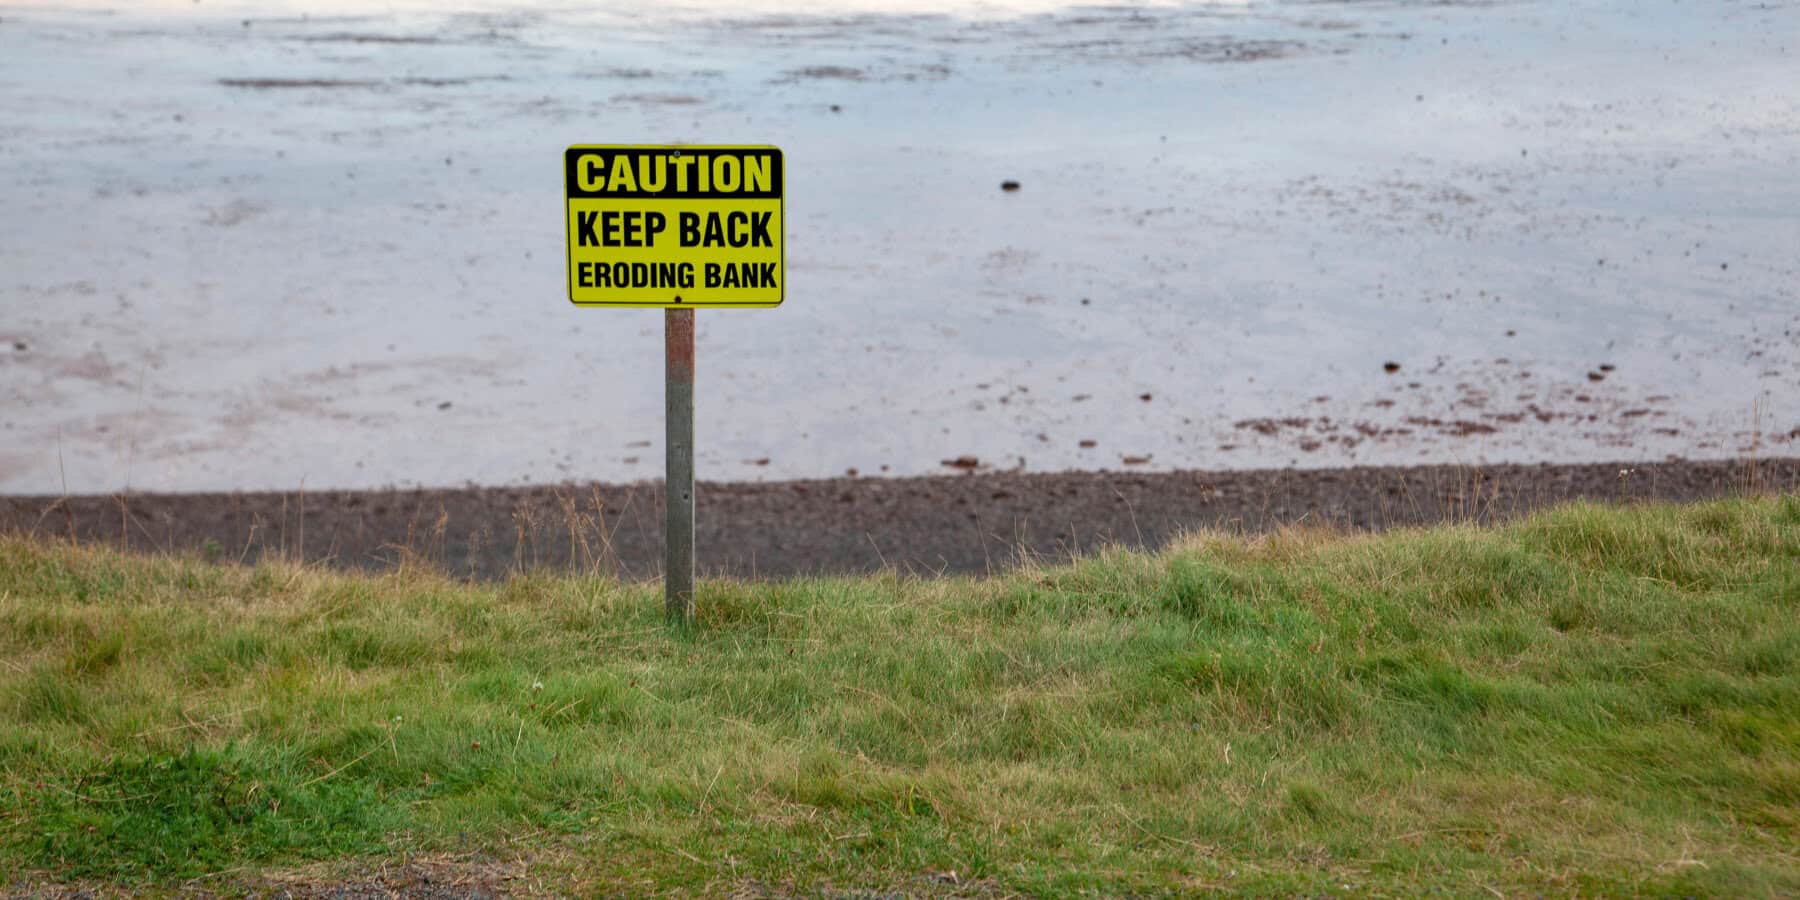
<box><xmin>2</xmin><ymin>497</ymin><xmax>1797</xmax><ymax>895</ymax></box>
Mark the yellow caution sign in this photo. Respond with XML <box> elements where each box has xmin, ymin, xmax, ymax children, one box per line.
<box><xmin>565</xmin><ymin>145</ymin><xmax>784</xmax><ymax>307</ymax></box>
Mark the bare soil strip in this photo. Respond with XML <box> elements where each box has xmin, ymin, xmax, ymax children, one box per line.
<box><xmin>4</xmin><ymin>459</ymin><xmax>1794</xmax><ymax>580</ymax></box>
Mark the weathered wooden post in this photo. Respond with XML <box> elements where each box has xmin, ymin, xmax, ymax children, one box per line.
<box><xmin>664</xmin><ymin>307</ymin><xmax>695</xmax><ymax>622</ymax></box>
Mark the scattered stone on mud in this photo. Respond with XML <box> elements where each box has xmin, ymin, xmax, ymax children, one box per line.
<box><xmin>1235</xmin><ymin>417</ymin><xmax>1311</xmax><ymax>436</ymax></box>
<box><xmin>1404</xmin><ymin>417</ymin><xmax>1499</xmax><ymax>437</ymax></box>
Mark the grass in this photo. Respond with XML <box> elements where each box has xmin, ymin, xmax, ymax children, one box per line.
<box><xmin>1</xmin><ymin>496</ymin><xmax>1797</xmax><ymax>896</ymax></box>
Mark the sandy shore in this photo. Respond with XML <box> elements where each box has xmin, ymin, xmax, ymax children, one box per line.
<box><xmin>6</xmin><ymin>458</ymin><xmax>1794</xmax><ymax>580</ymax></box>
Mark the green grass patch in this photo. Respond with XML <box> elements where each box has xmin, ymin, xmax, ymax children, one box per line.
<box><xmin>1</xmin><ymin>496</ymin><xmax>1797</xmax><ymax>895</ymax></box>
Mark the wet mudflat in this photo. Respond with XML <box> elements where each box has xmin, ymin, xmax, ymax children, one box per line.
<box><xmin>0</xmin><ymin>0</ymin><xmax>1796</xmax><ymax>494</ymax></box>
<box><xmin>7</xmin><ymin>458</ymin><xmax>1793</xmax><ymax>579</ymax></box>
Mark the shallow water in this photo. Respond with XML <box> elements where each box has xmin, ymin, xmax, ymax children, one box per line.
<box><xmin>1</xmin><ymin>0</ymin><xmax>1795</xmax><ymax>492</ymax></box>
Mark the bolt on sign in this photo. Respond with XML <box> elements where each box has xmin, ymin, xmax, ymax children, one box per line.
<box><xmin>565</xmin><ymin>145</ymin><xmax>784</xmax><ymax>307</ymax></box>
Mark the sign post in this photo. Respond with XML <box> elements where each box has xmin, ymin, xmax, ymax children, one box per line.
<box><xmin>564</xmin><ymin>144</ymin><xmax>784</xmax><ymax>623</ymax></box>
<box><xmin>664</xmin><ymin>307</ymin><xmax>695</xmax><ymax>621</ymax></box>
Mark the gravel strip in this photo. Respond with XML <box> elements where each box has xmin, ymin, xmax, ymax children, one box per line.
<box><xmin>4</xmin><ymin>459</ymin><xmax>1794</xmax><ymax>580</ymax></box>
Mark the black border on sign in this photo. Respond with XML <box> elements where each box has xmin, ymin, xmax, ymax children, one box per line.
<box><xmin>564</xmin><ymin>144</ymin><xmax>785</xmax><ymax>308</ymax></box>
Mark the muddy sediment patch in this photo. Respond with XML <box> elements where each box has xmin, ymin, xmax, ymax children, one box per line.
<box><xmin>771</xmin><ymin>63</ymin><xmax>951</xmax><ymax>83</ymax></box>
<box><xmin>292</xmin><ymin>32</ymin><xmax>445</xmax><ymax>45</ymax></box>
<box><xmin>783</xmin><ymin>64</ymin><xmax>868</xmax><ymax>80</ymax></box>
<box><xmin>577</xmin><ymin>67</ymin><xmax>659</xmax><ymax>79</ymax></box>
<box><xmin>217</xmin><ymin>78</ymin><xmax>385</xmax><ymax>90</ymax></box>
<box><xmin>612</xmin><ymin>92</ymin><xmax>706</xmax><ymax>106</ymax></box>
<box><xmin>219</xmin><ymin>75</ymin><xmax>508</xmax><ymax>90</ymax></box>
<box><xmin>1043</xmin><ymin>36</ymin><xmax>1309</xmax><ymax>64</ymax></box>
<box><xmin>396</xmin><ymin>75</ymin><xmax>510</xmax><ymax>87</ymax></box>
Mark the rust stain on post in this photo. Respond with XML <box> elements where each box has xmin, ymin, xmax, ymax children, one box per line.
<box><xmin>666</xmin><ymin>306</ymin><xmax>695</xmax><ymax>376</ymax></box>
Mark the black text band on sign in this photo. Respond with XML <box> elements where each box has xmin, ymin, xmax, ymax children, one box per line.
<box><xmin>565</xmin><ymin>148</ymin><xmax>783</xmax><ymax>199</ymax></box>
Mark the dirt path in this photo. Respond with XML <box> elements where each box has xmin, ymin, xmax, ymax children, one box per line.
<box><xmin>5</xmin><ymin>458</ymin><xmax>1793</xmax><ymax>580</ymax></box>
